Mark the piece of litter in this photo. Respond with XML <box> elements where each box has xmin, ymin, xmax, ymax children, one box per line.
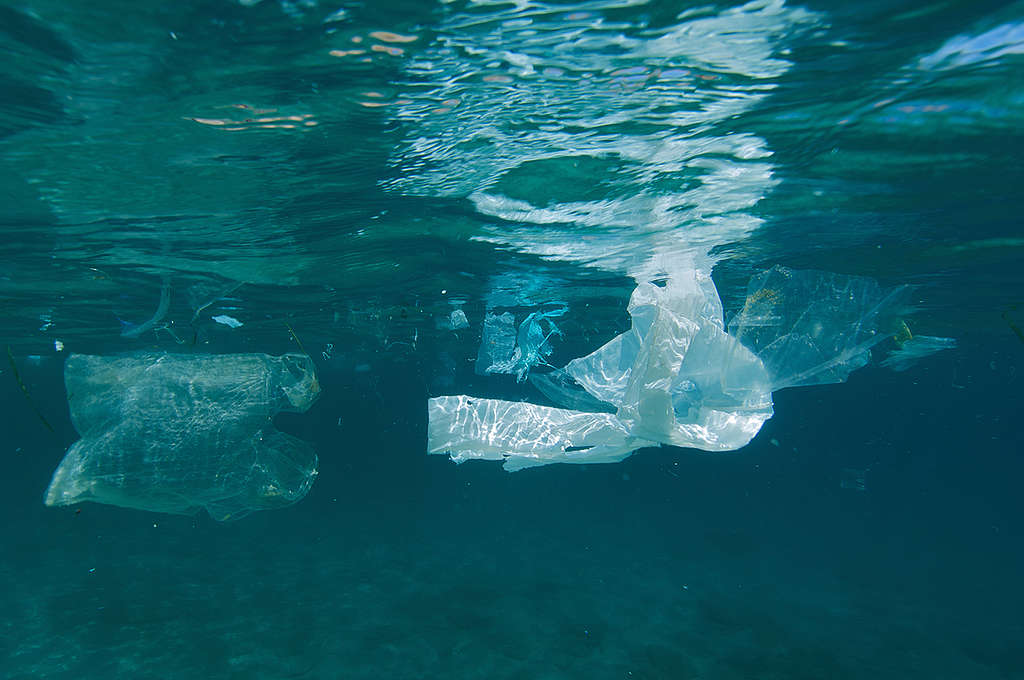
<box><xmin>212</xmin><ymin>314</ymin><xmax>243</xmax><ymax>328</ymax></box>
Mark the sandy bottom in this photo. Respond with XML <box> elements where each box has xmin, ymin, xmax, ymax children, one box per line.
<box><xmin>3</xmin><ymin>469</ymin><xmax>1021</xmax><ymax>680</ymax></box>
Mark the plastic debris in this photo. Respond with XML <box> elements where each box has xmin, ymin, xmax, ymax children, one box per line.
<box><xmin>449</xmin><ymin>308</ymin><xmax>470</xmax><ymax>330</ymax></box>
<box><xmin>428</xmin><ymin>395</ymin><xmax>656</xmax><ymax>471</ymax></box>
<box><xmin>529</xmin><ymin>369</ymin><xmax>616</xmax><ymax>414</ymax></box>
<box><xmin>727</xmin><ymin>266</ymin><xmax>912</xmax><ymax>389</ymax></box>
<box><xmin>475</xmin><ymin>311</ymin><xmax>516</xmax><ymax>375</ymax></box>
<box><xmin>212</xmin><ymin>314</ymin><xmax>243</xmax><ymax>328</ymax></box>
<box><xmin>45</xmin><ymin>352</ymin><xmax>320</xmax><ymax>520</ymax></box>
<box><xmin>431</xmin><ymin>269</ymin><xmax>771</xmax><ymax>469</ymax></box>
<box><xmin>436</xmin><ymin>307</ymin><xmax>470</xmax><ymax>331</ymax></box>
<box><xmin>122</xmin><ymin>278</ymin><xmax>171</xmax><ymax>338</ymax></box>
<box><xmin>188</xmin><ymin>280</ymin><xmax>244</xmax><ymax>324</ymax></box>
<box><xmin>430</xmin><ymin>266</ymin><xmax>918</xmax><ymax>471</ymax></box>
<box><xmin>880</xmin><ymin>335</ymin><xmax>957</xmax><ymax>371</ymax></box>
<box><xmin>481</xmin><ymin>305</ymin><xmax>567</xmax><ymax>382</ymax></box>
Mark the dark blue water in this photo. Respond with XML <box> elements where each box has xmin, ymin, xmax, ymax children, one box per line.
<box><xmin>2</xmin><ymin>1</ymin><xmax>1022</xmax><ymax>678</ymax></box>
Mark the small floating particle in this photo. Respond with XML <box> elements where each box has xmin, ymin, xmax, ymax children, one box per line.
<box><xmin>323</xmin><ymin>8</ymin><xmax>348</xmax><ymax>23</ymax></box>
<box><xmin>482</xmin><ymin>74</ymin><xmax>513</xmax><ymax>83</ymax></box>
<box><xmin>330</xmin><ymin>49</ymin><xmax>366</xmax><ymax>57</ymax></box>
<box><xmin>212</xmin><ymin>314</ymin><xmax>243</xmax><ymax>328</ymax></box>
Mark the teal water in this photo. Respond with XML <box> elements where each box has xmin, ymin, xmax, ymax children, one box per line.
<box><xmin>2</xmin><ymin>0</ymin><xmax>1023</xmax><ymax>678</ymax></box>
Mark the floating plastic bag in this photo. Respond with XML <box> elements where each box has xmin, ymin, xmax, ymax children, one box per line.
<box><xmin>564</xmin><ymin>270</ymin><xmax>773</xmax><ymax>450</ymax></box>
<box><xmin>429</xmin><ymin>268</ymin><xmax>772</xmax><ymax>470</ymax></box>
<box><xmin>727</xmin><ymin>266</ymin><xmax>912</xmax><ymax>389</ymax></box>
<box><xmin>476</xmin><ymin>305</ymin><xmax>567</xmax><ymax>382</ymax></box>
<box><xmin>429</xmin><ymin>266</ymin><xmax>919</xmax><ymax>471</ymax></box>
<box><xmin>45</xmin><ymin>352</ymin><xmax>320</xmax><ymax>520</ymax></box>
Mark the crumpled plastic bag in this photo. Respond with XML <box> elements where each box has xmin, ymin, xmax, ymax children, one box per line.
<box><xmin>429</xmin><ymin>265</ymin><xmax>917</xmax><ymax>471</ymax></box>
<box><xmin>430</xmin><ymin>268</ymin><xmax>772</xmax><ymax>469</ymax></box>
<box><xmin>45</xmin><ymin>352</ymin><xmax>320</xmax><ymax>520</ymax></box>
<box><xmin>477</xmin><ymin>305</ymin><xmax>567</xmax><ymax>382</ymax></box>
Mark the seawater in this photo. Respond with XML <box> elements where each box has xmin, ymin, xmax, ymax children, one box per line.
<box><xmin>1</xmin><ymin>0</ymin><xmax>1022</xmax><ymax>678</ymax></box>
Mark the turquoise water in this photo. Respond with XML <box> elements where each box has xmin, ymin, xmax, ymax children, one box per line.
<box><xmin>2</xmin><ymin>0</ymin><xmax>1023</xmax><ymax>677</ymax></box>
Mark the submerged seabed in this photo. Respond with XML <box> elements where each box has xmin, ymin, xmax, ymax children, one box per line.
<box><xmin>3</xmin><ymin>346</ymin><xmax>1022</xmax><ymax>679</ymax></box>
<box><xmin>2</xmin><ymin>0</ymin><xmax>1023</xmax><ymax>678</ymax></box>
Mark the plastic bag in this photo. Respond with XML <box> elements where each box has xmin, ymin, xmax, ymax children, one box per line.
<box><xmin>429</xmin><ymin>265</ymin><xmax>919</xmax><ymax>471</ymax></box>
<box><xmin>727</xmin><ymin>265</ymin><xmax>912</xmax><ymax>389</ymax></box>
<box><xmin>45</xmin><ymin>352</ymin><xmax>320</xmax><ymax>520</ymax></box>
<box><xmin>477</xmin><ymin>306</ymin><xmax>567</xmax><ymax>382</ymax></box>
<box><xmin>429</xmin><ymin>269</ymin><xmax>772</xmax><ymax>470</ymax></box>
<box><xmin>563</xmin><ymin>271</ymin><xmax>773</xmax><ymax>450</ymax></box>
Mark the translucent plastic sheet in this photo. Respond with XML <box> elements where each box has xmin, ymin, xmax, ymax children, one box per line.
<box><xmin>727</xmin><ymin>265</ymin><xmax>912</xmax><ymax>389</ymax></box>
<box><xmin>430</xmin><ymin>268</ymin><xmax>773</xmax><ymax>470</ymax></box>
<box><xmin>477</xmin><ymin>306</ymin><xmax>567</xmax><ymax>382</ymax></box>
<box><xmin>429</xmin><ymin>265</ymin><xmax>922</xmax><ymax>471</ymax></box>
<box><xmin>880</xmin><ymin>335</ymin><xmax>957</xmax><ymax>371</ymax></box>
<box><xmin>564</xmin><ymin>271</ymin><xmax>774</xmax><ymax>450</ymax></box>
<box><xmin>529</xmin><ymin>370</ymin><xmax>616</xmax><ymax>414</ymax></box>
<box><xmin>475</xmin><ymin>312</ymin><xmax>516</xmax><ymax>376</ymax></box>
<box><xmin>427</xmin><ymin>395</ymin><xmax>656</xmax><ymax>472</ymax></box>
<box><xmin>45</xmin><ymin>352</ymin><xmax>320</xmax><ymax>520</ymax></box>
